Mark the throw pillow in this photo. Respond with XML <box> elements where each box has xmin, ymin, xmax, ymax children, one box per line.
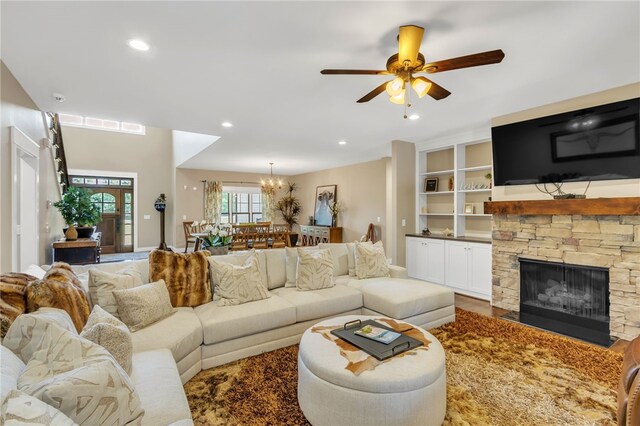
<box><xmin>318</xmin><ymin>243</ymin><xmax>350</xmax><ymax>276</ymax></box>
<box><xmin>285</xmin><ymin>246</ymin><xmax>322</xmax><ymax>287</ymax></box>
<box><xmin>210</xmin><ymin>254</ymin><xmax>269</xmax><ymax>306</ymax></box>
<box><xmin>348</xmin><ymin>241</ymin><xmax>371</xmax><ymax>276</ymax></box>
<box><xmin>296</xmin><ymin>248</ymin><xmax>335</xmax><ymax>291</ymax></box>
<box><xmin>25</xmin><ymin>264</ymin><xmax>91</xmax><ymax>332</ymax></box>
<box><xmin>80</xmin><ymin>305</ymin><xmax>133</xmax><ymax>374</ymax></box>
<box><xmin>207</xmin><ymin>250</ymin><xmax>269</xmax><ymax>291</ymax></box>
<box><xmin>0</xmin><ymin>273</ymin><xmax>37</xmax><ymax>338</ymax></box>
<box><xmin>3</xmin><ymin>308</ymin><xmax>77</xmax><ymax>364</ymax></box>
<box><xmin>149</xmin><ymin>250</ymin><xmax>212</xmax><ymax>307</ymax></box>
<box><xmin>1</xmin><ymin>390</ymin><xmax>77</xmax><ymax>426</ymax></box>
<box><xmin>112</xmin><ymin>280</ymin><xmax>175</xmax><ymax>332</ymax></box>
<box><xmin>1</xmin><ymin>346</ymin><xmax>26</xmax><ymax>402</ymax></box>
<box><xmin>88</xmin><ymin>267</ymin><xmax>143</xmax><ymax>319</ymax></box>
<box><xmin>354</xmin><ymin>241</ymin><xmax>390</xmax><ymax>279</ymax></box>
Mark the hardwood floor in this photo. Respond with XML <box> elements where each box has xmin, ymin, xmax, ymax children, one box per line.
<box><xmin>454</xmin><ymin>293</ymin><xmax>630</xmax><ymax>354</ymax></box>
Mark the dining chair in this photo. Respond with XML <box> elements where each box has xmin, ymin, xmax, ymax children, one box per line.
<box><xmin>183</xmin><ymin>221</ymin><xmax>198</xmax><ymax>253</ymax></box>
<box><xmin>271</xmin><ymin>224</ymin><xmax>289</xmax><ymax>248</ymax></box>
<box><xmin>253</xmin><ymin>224</ymin><xmax>270</xmax><ymax>250</ymax></box>
<box><xmin>230</xmin><ymin>224</ymin><xmax>249</xmax><ymax>251</ymax></box>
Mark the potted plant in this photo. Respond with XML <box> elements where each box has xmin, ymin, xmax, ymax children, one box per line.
<box><xmin>53</xmin><ymin>187</ymin><xmax>102</xmax><ymax>240</ymax></box>
<box><xmin>275</xmin><ymin>182</ymin><xmax>301</xmax><ymax>246</ymax></box>
<box><xmin>199</xmin><ymin>224</ymin><xmax>232</xmax><ymax>255</ymax></box>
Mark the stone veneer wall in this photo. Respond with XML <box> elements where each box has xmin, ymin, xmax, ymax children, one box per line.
<box><xmin>492</xmin><ymin>214</ymin><xmax>640</xmax><ymax>341</ymax></box>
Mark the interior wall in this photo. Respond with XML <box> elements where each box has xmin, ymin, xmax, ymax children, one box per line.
<box><xmin>174</xmin><ymin>168</ymin><xmax>278</xmax><ymax>248</ymax></box>
<box><xmin>1</xmin><ymin>61</ymin><xmax>64</xmax><ymax>270</ymax></box>
<box><xmin>389</xmin><ymin>141</ymin><xmax>416</xmax><ymax>267</ymax></box>
<box><xmin>62</xmin><ymin>125</ymin><xmax>174</xmax><ymax>249</ymax></box>
<box><xmin>491</xmin><ymin>82</ymin><xmax>640</xmax><ymax>201</ymax></box>
<box><xmin>292</xmin><ymin>159</ymin><xmax>388</xmax><ymax>247</ymax></box>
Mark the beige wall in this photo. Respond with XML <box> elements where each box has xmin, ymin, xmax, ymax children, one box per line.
<box><xmin>292</xmin><ymin>159</ymin><xmax>388</xmax><ymax>247</ymax></box>
<box><xmin>1</xmin><ymin>61</ymin><xmax>65</xmax><ymax>270</ymax></box>
<box><xmin>491</xmin><ymin>83</ymin><xmax>640</xmax><ymax>201</ymax></box>
<box><xmin>62</xmin><ymin>125</ymin><xmax>175</xmax><ymax>249</ymax></box>
<box><xmin>388</xmin><ymin>141</ymin><xmax>415</xmax><ymax>267</ymax></box>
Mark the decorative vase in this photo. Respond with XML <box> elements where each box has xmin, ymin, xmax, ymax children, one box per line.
<box><xmin>207</xmin><ymin>246</ymin><xmax>229</xmax><ymax>256</ymax></box>
<box><xmin>65</xmin><ymin>224</ymin><xmax>78</xmax><ymax>241</ymax></box>
<box><xmin>331</xmin><ymin>215</ymin><xmax>337</xmax><ymax>227</ymax></box>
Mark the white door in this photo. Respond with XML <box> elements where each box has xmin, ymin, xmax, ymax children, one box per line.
<box><xmin>468</xmin><ymin>243</ymin><xmax>492</xmax><ymax>299</ymax></box>
<box><xmin>12</xmin><ymin>127</ymin><xmax>40</xmax><ymax>271</ymax></box>
<box><xmin>424</xmin><ymin>239</ymin><xmax>445</xmax><ymax>284</ymax></box>
<box><xmin>445</xmin><ymin>241</ymin><xmax>469</xmax><ymax>290</ymax></box>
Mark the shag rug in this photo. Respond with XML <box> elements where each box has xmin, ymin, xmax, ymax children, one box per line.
<box><xmin>184</xmin><ymin>308</ymin><xmax>623</xmax><ymax>425</ymax></box>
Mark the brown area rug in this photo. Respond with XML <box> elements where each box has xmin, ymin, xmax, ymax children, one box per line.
<box><xmin>184</xmin><ymin>309</ymin><xmax>622</xmax><ymax>425</ymax></box>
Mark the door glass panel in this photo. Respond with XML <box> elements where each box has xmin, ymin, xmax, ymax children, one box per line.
<box><xmin>103</xmin><ymin>193</ymin><xmax>116</xmax><ymax>203</ymax></box>
<box><xmin>124</xmin><ymin>193</ymin><xmax>132</xmax><ymax>203</ymax></box>
<box><xmin>90</xmin><ymin>193</ymin><xmax>103</xmax><ymax>202</ymax></box>
<box><xmin>124</xmin><ymin>235</ymin><xmax>132</xmax><ymax>245</ymax></box>
<box><xmin>124</xmin><ymin>204</ymin><xmax>131</xmax><ymax>213</ymax></box>
<box><xmin>93</xmin><ymin>203</ymin><xmax>103</xmax><ymax>213</ymax></box>
<box><xmin>103</xmin><ymin>203</ymin><xmax>116</xmax><ymax>213</ymax></box>
<box><xmin>124</xmin><ymin>224</ymin><xmax>132</xmax><ymax>234</ymax></box>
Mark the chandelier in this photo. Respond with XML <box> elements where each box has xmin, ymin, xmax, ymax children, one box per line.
<box><xmin>261</xmin><ymin>162</ymin><xmax>282</xmax><ymax>190</ymax></box>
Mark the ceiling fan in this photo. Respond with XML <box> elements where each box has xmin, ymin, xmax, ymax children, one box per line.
<box><xmin>321</xmin><ymin>25</ymin><xmax>505</xmax><ymax>112</ymax></box>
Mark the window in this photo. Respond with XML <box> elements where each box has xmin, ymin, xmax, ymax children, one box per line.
<box><xmin>220</xmin><ymin>190</ymin><xmax>263</xmax><ymax>224</ymax></box>
<box><xmin>59</xmin><ymin>113</ymin><xmax>145</xmax><ymax>135</ymax></box>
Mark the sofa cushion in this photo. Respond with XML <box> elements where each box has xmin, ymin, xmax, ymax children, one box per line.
<box><xmin>296</xmin><ymin>248</ymin><xmax>335</xmax><ymax>291</ymax></box>
<box><xmin>285</xmin><ymin>246</ymin><xmax>323</xmax><ymax>287</ymax></box>
<box><xmin>113</xmin><ymin>280</ymin><xmax>175</xmax><ymax>332</ymax></box>
<box><xmin>88</xmin><ymin>267</ymin><xmax>143</xmax><ymax>319</ymax></box>
<box><xmin>1</xmin><ymin>389</ymin><xmax>77</xmax><ymax>426</ymax></box>
<box><xmin>272</xmin><ymin>285</ymin><xmax>363</xmax><ymax>322</ymax></box>
<box><xmin>318</xmin><ymin>243</ymin><xmax>350</xmax><ymax>276</ymax></box>
<box><xmin>130</xmin><ymin>349</ymin><xmax>193</xmax><ymax>426</ymax></box>
<box><xmin>354</xmin><ymin>241</ymin><xmax>389</xmax><ymax>279</ymax></box>
<box><xmin>0</xmin><ymin>346</ymin><xmax>26</xmax><ymax>402</ymax></box>
<box><xmin>194</xmin><ymin>296</ymin><xmax>296</xmax><ymax>345</ymax></box>
<box><xmin>150</xmin><ymin>250</ymin><xmax>212</xmax><ymax>307</ymax></box>
<box><xmin>0</xmin><ymin>273</ymin><xmax>37</xmax><ymax>338</ymax></box>
<box><xmin>263</xmin><ymin>248</ymin><xmax>286</xmax><ymax>289</ymax></box>
<box><xmin>349</xmin><ymin>278</ymin><xmax>454</xmax><ymax>319</ymax></box>
<box><xmin>210</xmin><ymin>253</ymin><xmax>270</xmax><ymax>306</ymax></box>
<box><xmin>131</xmin><ymin>307</ymin><xmax>203</xmax><ymax>363</ymax></box>
<box><xmin>71</xmin><ymin>259</ymin><xmax>150</xmax><ymax>285</ymax></box>
<box><xmin>80</xmin><ymin>305</ymin><xmax>133</xmax><ymax>374</ymax></box>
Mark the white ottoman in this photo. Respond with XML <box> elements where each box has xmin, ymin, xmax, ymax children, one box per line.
<box><xmin>298</xmin><ymin>315</ymin><xmax>446</xmax><ymax>426</ymax></box>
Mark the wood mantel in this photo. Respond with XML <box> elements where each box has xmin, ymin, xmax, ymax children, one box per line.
<box><xmin>484</xmin><ymin>197</ymin><xmax>640</xmax><ymax>215</ymax></box>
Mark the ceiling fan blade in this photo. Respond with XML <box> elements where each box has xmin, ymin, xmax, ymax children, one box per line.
<box><xmin>423</xmin><ymin>78</ymin><xmax>451</xmax><ymax>100</ymax></box>
<box><xmin>421</xmin><ymin>49</ymin><xmax>505</xmax><ymax>73</ymax></box>
<box><xmin>321</xmin><ymin>69</ymin><xmax>389</xmax><ymax>75</ymax></box>
<box><xmin>357</xmin><ymin>81</ymin><xmax>390</xmax><ymax>103</ymax></box>
<box><xmin>398</xmin><ymin>25</ymin><xmax>425</xmax><ymax>67</ymax></box>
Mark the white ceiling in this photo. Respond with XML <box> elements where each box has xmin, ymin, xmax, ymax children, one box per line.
<box><xmin>2</xmin><ymin>1</ymin><xmax>639</xmax><ymax>175</ymax></box>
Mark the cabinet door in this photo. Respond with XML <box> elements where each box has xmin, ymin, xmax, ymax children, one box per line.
<box><xmin>468</xmin><ymin>243</ymin><xmax>492</xmax><ymax>297</ymax></box>
<box><xmin>445</xmin><ymin>241</ymin><xmax>469</xmax><ymax>290</ymax></box>
<box><xmin>424</xmin><ymin>239</ymin><xmax>445</xmax><ymax>284</ymax></box>
<box><xmin>406</xmin><ymin>238</ymin><xmax>425</xmax><ymax>279</ymax></box>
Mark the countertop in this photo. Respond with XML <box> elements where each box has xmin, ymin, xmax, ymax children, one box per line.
<box><xmin>405</xmin><ymin>233</ymin><xmax>492</xmax><ymax>244</ymax></box>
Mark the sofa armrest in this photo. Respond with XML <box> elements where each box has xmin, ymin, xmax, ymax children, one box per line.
<box><xmin>388</xmin><ymin>265</ymin><xmax>408</xmax><ymax>279</ymax></box>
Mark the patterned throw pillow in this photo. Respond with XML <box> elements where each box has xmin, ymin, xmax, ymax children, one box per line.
<box><xmin>1</xmin><ymin>390</ymin><xmax>77</xmax><ymax>426</ymax></box>
<box><xmin>296</xmin><ymin>248</ymin><xmax>335</xmax><ymax>291</ymax></box>
<box><xmin>25</xmin><ymin>264</ymin><xmax>91</xmax><ymax>332</ymax></box>
<box><xmin>285</xmin><ymin>246</ymin><xmax>323</xmax><ymax>287</ymax></box>
<box><xmin>88</xmin><ymin>267</ymin><xmax>143</xmax><ymax>319</ymax></box>
<box><xmin>3</xmin><ymin>308</ymin><xmax>78</xmax><ymax>364</ymax></box>
<box><xmin>149</xmin><ymin>250</ymin><xmax>212</xmax><ymax>307</ymax></box>
<box><xmin>0</xmin><ymin>273</ymin><xmax>37</xmax><ymax>338</ymax></box>
<box><xmin>80</xmin><ymin>305</ymin><xmax>133</xmax><ymax>374</ymax></box>
<box><xmin>354</xmin><ymin>241</ymin><xmax>390</xmax><ymax>279</ymax></box>
<box><xmin>112</xmin><ymin>280</ymin><xmax>175</xmax><ymax>332</ymax></box>
<box><xmin>210</xmin><ymin>254</ymin><xmax>270</xmax><ymax>306</ymax></box>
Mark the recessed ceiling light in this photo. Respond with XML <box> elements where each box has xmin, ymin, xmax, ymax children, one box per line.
<box><xmin>338</xmin><ymin>140</ymin><xmax>347</xmax><ymax>145</ymax></box>
<box><xmin>221</xmin><ymin>122</ymin><xmax>233</xmax><ymax>128</ymax></box>
<box><xmin>408</xmin><ymin>114</ymin><xmax>420</xmax><ymax>120</ymax></box>
<box><xmin>127</xmin><ymin>39</ymin><xmax>150</xmax><ymax>51</ymax></box>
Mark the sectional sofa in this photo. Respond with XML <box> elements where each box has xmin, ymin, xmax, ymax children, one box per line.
<box><xmin>4</xmin><ymin>242</ymin><xmax>455</xmax><ymax>425</ymax></box>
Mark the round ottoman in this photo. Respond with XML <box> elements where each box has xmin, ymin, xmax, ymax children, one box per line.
<box><xmin>298</xmin><ymin>315</ymin><xmax>446</xmax><ymax>426</ymax></box>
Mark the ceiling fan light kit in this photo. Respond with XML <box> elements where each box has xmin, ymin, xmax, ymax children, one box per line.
<box><xmin>321</xmin><ymin>24</ymin><xmax>505</xmax><ymax>118</ymax></box>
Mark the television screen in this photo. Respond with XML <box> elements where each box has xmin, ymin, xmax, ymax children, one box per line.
<box><xmin>492</xmin><ymin>97</ymin><xmax>640</xmax><ymax>186</ymax></box>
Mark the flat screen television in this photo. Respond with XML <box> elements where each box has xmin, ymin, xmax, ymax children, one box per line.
<box><xmin>491</xmin><ymin>97</ymin><xmax>640</xmax><ymax>186</ymax></box>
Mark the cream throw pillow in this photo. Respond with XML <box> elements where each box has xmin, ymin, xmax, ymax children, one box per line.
<box><xmin>88</xmin><ymin>267</ymin><xmax>143</xmax><ymax>319</ymax></box>
<box><xmin>210</xmin><ymin>254</ymin><xmax>269</xmax><ymax>306</ymax></box>
<box><xmin>1</xmin><ymin>390</ymin><xmax>77</xmax><ymax>426</ymax></box>
<box><xmin>296</xmin><ymin>248</ymin><xmax>335</xmax><ymax>291</ymax></box>
<box><xmin>354</xmin><ymin>241</ymin><xmax>390</xmax><ymax>279</ymax></box>
<box><xmin>80</xmin><ymin>305</ymin><xmax>133</xmax><ymax>374</ymax></box>
<box><xmin>285</xmin><ymin>246</ymin><xmax>323</xmax><ymax>287</ymax></box>
<box><xmin>112</xmin><ymin>280</ymin><xmax>175</xmax><ymax>332</ymax></box>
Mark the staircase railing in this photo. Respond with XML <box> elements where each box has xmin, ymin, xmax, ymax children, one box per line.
<box><xmin>46</xmin><ymin>112</ymin><xmax>70</xmax><ymax>193</ymax></box>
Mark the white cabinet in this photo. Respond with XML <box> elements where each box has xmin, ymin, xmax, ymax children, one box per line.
<box><xmin>407</xmin><ymin>236</ymin><xmax>491</xmax><ymax>300</ymax></box>
<box><xmin>405</xmin><ymin>237</ymin><xmax>444</xmax><ymax>284</ymax></box>
<box><xmin>445</xmin><ymin>240</ymin><xmax>492</xmax><ymax>300</ymax></box>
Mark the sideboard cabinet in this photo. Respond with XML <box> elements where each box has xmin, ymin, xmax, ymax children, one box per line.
<box><xmin>299</xmin><ymin>226</ymin><xmax>343</xmax><ymax>246</ymax></box>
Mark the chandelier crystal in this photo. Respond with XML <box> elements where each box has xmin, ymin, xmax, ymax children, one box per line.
<box><xmin>261</xmin><ymin>162</ymin><xmax>282</xmax><ymax>190</ymax></box>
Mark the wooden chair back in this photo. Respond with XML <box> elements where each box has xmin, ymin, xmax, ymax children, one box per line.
<box><xmin>230</xmin><ymin>224</ymin><xmax>251</xmax><ymax>251</ymax></box>
<box><xmin>271</xmin><ymin>224</ymin><xmax>289</xmax><ymax>248</ymax></box>
<box><xmin>256</xmin><ymin>221</ymin><xmax>272</xmax><ymax>227</ymax></box>
<box><xmin>252</xmin><ymin>224</ymin><xmax>270</xmax><ymax>250</ymax></box>
<box><xmin>364</xmin><ymin>223</ymin><xmax>376</xmax><ymax>243</ymax></box>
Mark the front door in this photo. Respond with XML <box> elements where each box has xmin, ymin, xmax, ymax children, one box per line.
<box><xmin>89</xmin><ymin>188</ymin><xmax>133</xmax><ymax>254</ymax></box>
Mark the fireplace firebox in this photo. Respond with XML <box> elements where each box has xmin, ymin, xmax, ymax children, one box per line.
<box><xmin>518</xmin><ymin>258</ymin><xmax>610</xmax><ymax>346</ymax></box>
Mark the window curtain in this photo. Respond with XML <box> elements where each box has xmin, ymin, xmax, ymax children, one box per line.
<box><xmin>261</xmin><ymin>186</ymin><xmax>276</xmax><ymax>222</ymax></box>
<box><xmin>204</xmin><ymin>181</ymin><xmax>223</xmax><ymax>224</ymax></box>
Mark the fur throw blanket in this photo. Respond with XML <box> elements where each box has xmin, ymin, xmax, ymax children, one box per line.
<box><xmin>149</xmin><ymin>250</ymin><xmax>212</xmax><ymax>307</ymax></box>
<box><xmin>0</xmin><ymin>273</ymin><xmax>37</xmax><ymax>337</ymax></box>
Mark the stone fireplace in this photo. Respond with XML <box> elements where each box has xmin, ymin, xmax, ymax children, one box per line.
<box><xmin>486</xmin><ymin>197</ymin><xmax>640</xmax><ymax>341</ymax></box>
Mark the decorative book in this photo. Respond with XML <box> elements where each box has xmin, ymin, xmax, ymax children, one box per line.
<box><xmin>355</xmin><ymin>325</ymin><xmax>401</xmax><ymax>344</ymax></box>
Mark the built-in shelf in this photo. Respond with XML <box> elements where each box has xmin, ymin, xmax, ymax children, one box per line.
<box><xmin>419</xmin><ymin>213</ymin><xmax>455</xmax><ymax>216</ymax></box>
<box><xmin>459</xmin><ymin>214</ymin><xmax>492</xmax><ymax>217</ymax></box>
<box><xmin>419</xmin><ymin>191</ymin><xmax>454</xmax><ymax>195</ymax></box>
<box><xmin>459</xmin><ymin>189</ymin><xmax>492</xmax><ymax>193</ymax></box>
<box><xmin>420</xmin><ymin>169</ymin><xmax>455</xmax><ymax>177</ymax></box>
<box><xmin>459</xmin><ymin>165</ymin><xmax>492</xmax><ymax>172</ymax></box>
